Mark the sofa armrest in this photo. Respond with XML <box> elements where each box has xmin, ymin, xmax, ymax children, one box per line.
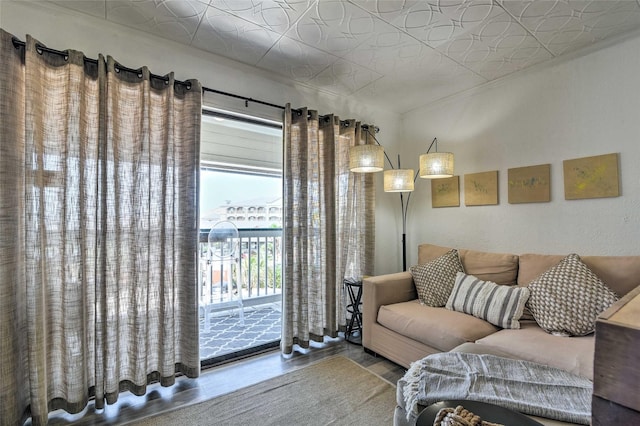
<box><xmin>362</xmin><ymin>272</ymin><xmax>417</xmax><ymax>348</ymax></box>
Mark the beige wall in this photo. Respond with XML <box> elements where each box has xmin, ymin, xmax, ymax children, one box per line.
<box><xmin>1</xmin><ymin>0</ymin><xmax>403</xmax><ymax>274</ymax></box>
<box><xmin>401</xmin><ymin>30</ymin><xmax>640</xmax><ymax>264</ymax></box>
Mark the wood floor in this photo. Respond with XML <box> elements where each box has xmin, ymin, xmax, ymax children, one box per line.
<box><xmin>45</xmin><ymin>340</ymin><xmax>407</xmax><ymax>425</ymax></box>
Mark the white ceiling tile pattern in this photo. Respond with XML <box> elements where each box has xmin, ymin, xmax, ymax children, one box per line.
<box><xmin>307</xmin><ymin>57</ymin><xmax>383</xmax><ymax>93</ymax></box>
<box><xmin>208</xmin><ymin>0</ymin><xmax>315</xmax><ymax>34</ymax></box>
<box><xmin>499</xmin><ymin>0</ymin><xmax>640</xmax><ymax>55</ymax></box>
<box><xmin>257</xmin><ymin>35</ymin><xmax>338</xmax><ymax>82</ymax></box>
<box><xmin>192</xmin><ymin>6</ymin><xmax>282</xmax><ymax>65</ymax></box>
<box><xmin>436</xmin><ymin>10</ymin><xmax>555</xmax><ymax>80</ymax></box>
<box><xmin>106</xmin><ymin>0</ymin><xmax>209</xmax><ymax>44</ymax></box>
<box><xmin>286</xmin><ymin>1</ymin><xmax>383</xmax><ymax>56</ymax></box>
<box><xmin>343</xmin><ymin>26</ymin><xmax>441</xmax><ymax>75</ymax></box>
<box><xmin>32</xmin><ymin>0</ymin><xmax>640</xmax><ymax>113</ymax></box>
<box><xmin>353</xmin><ymin>0</ymin><xmax>503</xmax><ymax>48</ymax></box>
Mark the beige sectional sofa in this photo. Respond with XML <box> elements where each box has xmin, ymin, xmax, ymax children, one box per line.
<box><xmin>363</xmin><ymin>243</ymin><xmax>640</xmax><ymax>424</ymax></box>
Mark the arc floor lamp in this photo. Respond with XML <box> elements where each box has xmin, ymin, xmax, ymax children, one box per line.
<box><xmin>349</xmin><ymin>126</ymin><xmax>454</xmax><ymax>271</ymax></box>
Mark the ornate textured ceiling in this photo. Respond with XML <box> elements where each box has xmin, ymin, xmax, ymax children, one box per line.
<box><xmin>31</xmin><ymin>0</ymin><xmax>640</xmax><ymax>113</ymax></box>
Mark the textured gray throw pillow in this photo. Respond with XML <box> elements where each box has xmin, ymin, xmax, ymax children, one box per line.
<box><xmin>410</xmin><ymin>249</ymin><xmax>464</xmax><ymax>307</ymax></box>
<box><xmin>446</xmin><ymin>272</ymin><xmax>530</xmax><ymax>329</ymax></box>
<box><xmin>527</xmin><ymin>253</ymin><xmax>619</xmax><ymax>336</ymax></box>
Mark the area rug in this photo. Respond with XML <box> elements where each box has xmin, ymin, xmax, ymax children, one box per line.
<box><xmin>127</xmin><ymin>356</ymin><xmax>396</xmax><ymax>426</ymax></box>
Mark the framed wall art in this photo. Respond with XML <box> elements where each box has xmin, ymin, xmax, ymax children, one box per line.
<box><xmin>508</xmin><ymin>164</ymin><xmax>551</xmax><ymax>204</ymax></box>
<box><xmin>464</xmin><ymin>170</ymin><xmax>498</xmax><ymax>206</ymax></box>
<box><xmin>563</xmin><ymin>153</ymin><xmax>619</xmax><ymax>200</ymax></box>
<box><xmin>431</xmin><ymin>175</ymin><xmax>460</xmax><ymax>208</ymax></box>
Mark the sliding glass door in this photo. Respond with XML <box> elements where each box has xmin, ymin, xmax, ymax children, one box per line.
<box><xmin>198</xmin><ymin>110</ymin><xmax>283</xmax><ymax>366</ymax></box>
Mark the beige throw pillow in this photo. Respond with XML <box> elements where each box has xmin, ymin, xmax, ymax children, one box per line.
<box><xmin>410</xmin><ymin>249</ymin><xmax>464</xmax><ymax>307</ymax></box>
<box><xmin>527</xmin><ymin>253</ymin><xmax>619</xmax><ymax>336</ymax></box>
<box><xmin>446</xmin><ymin>272</ymin><xmax>530</xmax><ymax>329</ymax></box>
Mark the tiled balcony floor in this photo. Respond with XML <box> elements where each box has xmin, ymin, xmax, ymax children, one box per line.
<box><xmin>199</xmin><ymin>303</ymin><xmax>281</xmax><ymax>361</ymax></box>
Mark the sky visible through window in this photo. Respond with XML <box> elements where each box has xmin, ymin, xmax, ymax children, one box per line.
<box><xmin>200</xmin><ymin>169</ymin><xmax>282</xmax><ymax>229</ymax></box>
<box><xmin>199</xmin><ymin>112</ymin><xmax>283</xmax><ymax>229</ymax></box>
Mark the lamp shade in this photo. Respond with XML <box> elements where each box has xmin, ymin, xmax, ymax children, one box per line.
<box><xmin>384</xmin><ymin>169</ymin><xmax>414</xmax><ymax>192</ymax></box>
<box><xmin>419</xmin><ymin>152</ymin><xmax>454</xmax><ymax>179</ymax></box>
<box><xmin>349</xmin><ymin>144</ymin><xmax>384</xmax><ymax>173</ymax></box>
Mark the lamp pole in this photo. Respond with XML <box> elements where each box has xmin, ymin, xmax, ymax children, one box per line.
<box><xmin>395</xmin><ymin>155</ymin><xmax>413</xmax><ymax>272</ymax></box>
<box><xmin>397</xmin><ymin>137</ymin><xmax>438</xmax><ymax>271</ymax></box>
<box><xmin>400</xmin><ymin>191</ymin><xmax>410</xmax><ymax>272</ymax></box>
<box><xmin>359</xmin><ymin>126</ymin><xmax>439</xmax><ymax>272</ymax></box>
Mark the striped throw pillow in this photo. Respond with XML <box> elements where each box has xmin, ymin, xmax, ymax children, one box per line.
<box><xmin>446</xmin><ymin>272</ymin><xmax>530</xmax><ymax>329</ymax></box>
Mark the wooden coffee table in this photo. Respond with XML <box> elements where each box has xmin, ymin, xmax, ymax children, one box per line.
<box><xmin>416</xmin><ymin>400</ymin><xmax>543</xmax><ymax>426</ymax></box>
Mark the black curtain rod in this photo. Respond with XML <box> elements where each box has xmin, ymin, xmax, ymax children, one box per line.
<box><xmin>11</xmin><ymin>37</ymin><xmax>192</xmax><ymax>88</ymax></box>
<box><xmin>12</xmin><ymin>37</ymin><xmax>289</xmax><ymax>107</ymax></box>
<box><xmin>203</xmin><ymin>87</ymin><xmax>321</xmax><ymax>118</ymax></box>
<box><xmin>202</xmin><ymin>87</ymin><xmax>287</xmax><ymax>111</ymax></box>
<box><xmin>11</xmin><ymin>37</ymin><xmax>372</xmax><ymax>122</ymax></box>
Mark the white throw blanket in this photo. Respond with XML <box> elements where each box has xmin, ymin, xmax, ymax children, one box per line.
<box><xmin>402</xmin><ymin>352</ymin><xmax>592</xmax><ymax>425</ymax></box>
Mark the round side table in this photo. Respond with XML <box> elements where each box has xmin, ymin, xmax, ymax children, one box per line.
<box><xmin>416</xmin><ymin>400</ymin><xmax>543</xmax><ymax>426</ymax></box>
<box><xmin>344</xmin><ymin>278</ymin><xmax>363</xmax><ymax>345</ymax></box>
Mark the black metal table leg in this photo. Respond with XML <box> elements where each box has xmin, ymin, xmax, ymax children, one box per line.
<box><xmin>344</xmin><ymin>279</ymin><xmax>363</xmax><ymax>345</ymax></box>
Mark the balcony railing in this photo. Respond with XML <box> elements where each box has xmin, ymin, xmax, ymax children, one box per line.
<box><xmin>199</xmin><ymin>228</ymin><xmax>282</xmax><ymax>314</ymax></box>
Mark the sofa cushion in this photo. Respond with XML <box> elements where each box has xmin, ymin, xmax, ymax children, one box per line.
<box><xmin>377</xmin><ymin>300</ymin><xmax>498</xmax><ymax>352</ymax></box>
<box><xmin>450</xmin><ymin>342</ymin><xmax>518</xmax><ymax>359</ymax></box>
<box><xmin>446</xmin><ymin>272</ymin><xmax>530</xmax><ymax>329</ymax></box>
<box><xmin>475</xmin><ymin>321</ymin><xmax>595</xmax><ymax>380</ymax></box>
<box><xmin>410</xmin><ymin>249</ymin><xmax>464</xmax><ymax>307</ymax></box>
<box><xmin>458</xmin><ymin>249</ymin><xmax>520</xmax><ymax>286</ymax></box>
<box><xmin>417</xmin><ymin>243</ymin><xmax>453</xmax><ymax>264</ymax></box>
<box><xmin>418</xmin><ymin>244</ymin><xmax>519</xmax><ymax>285</ymax></box>
<box><xmin>527</xmin><ymin>253</ymin><xmax>619</xmax><ymax>336</ymax></box>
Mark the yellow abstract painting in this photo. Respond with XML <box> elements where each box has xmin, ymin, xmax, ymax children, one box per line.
<box><xmin>563</xmin><ymin>153</ymin><xmax>619</xmax><ymax>200</ymax></box>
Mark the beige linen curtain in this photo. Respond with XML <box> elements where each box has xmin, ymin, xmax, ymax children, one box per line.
<box><xmin>0</xmin><ymin>30</ymin><xmax>201</xmax><ymax>425</ymax></box>
<box><xmin>282</xmin><ymin>105</ymin><xmax>375</xmax><ymax>354</ymax></box>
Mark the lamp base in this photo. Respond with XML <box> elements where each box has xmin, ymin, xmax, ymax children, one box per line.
<box><xmin>402</xmin><ymin>232</ymin><xmax>407</xmax><ymax>272</ymax></box>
